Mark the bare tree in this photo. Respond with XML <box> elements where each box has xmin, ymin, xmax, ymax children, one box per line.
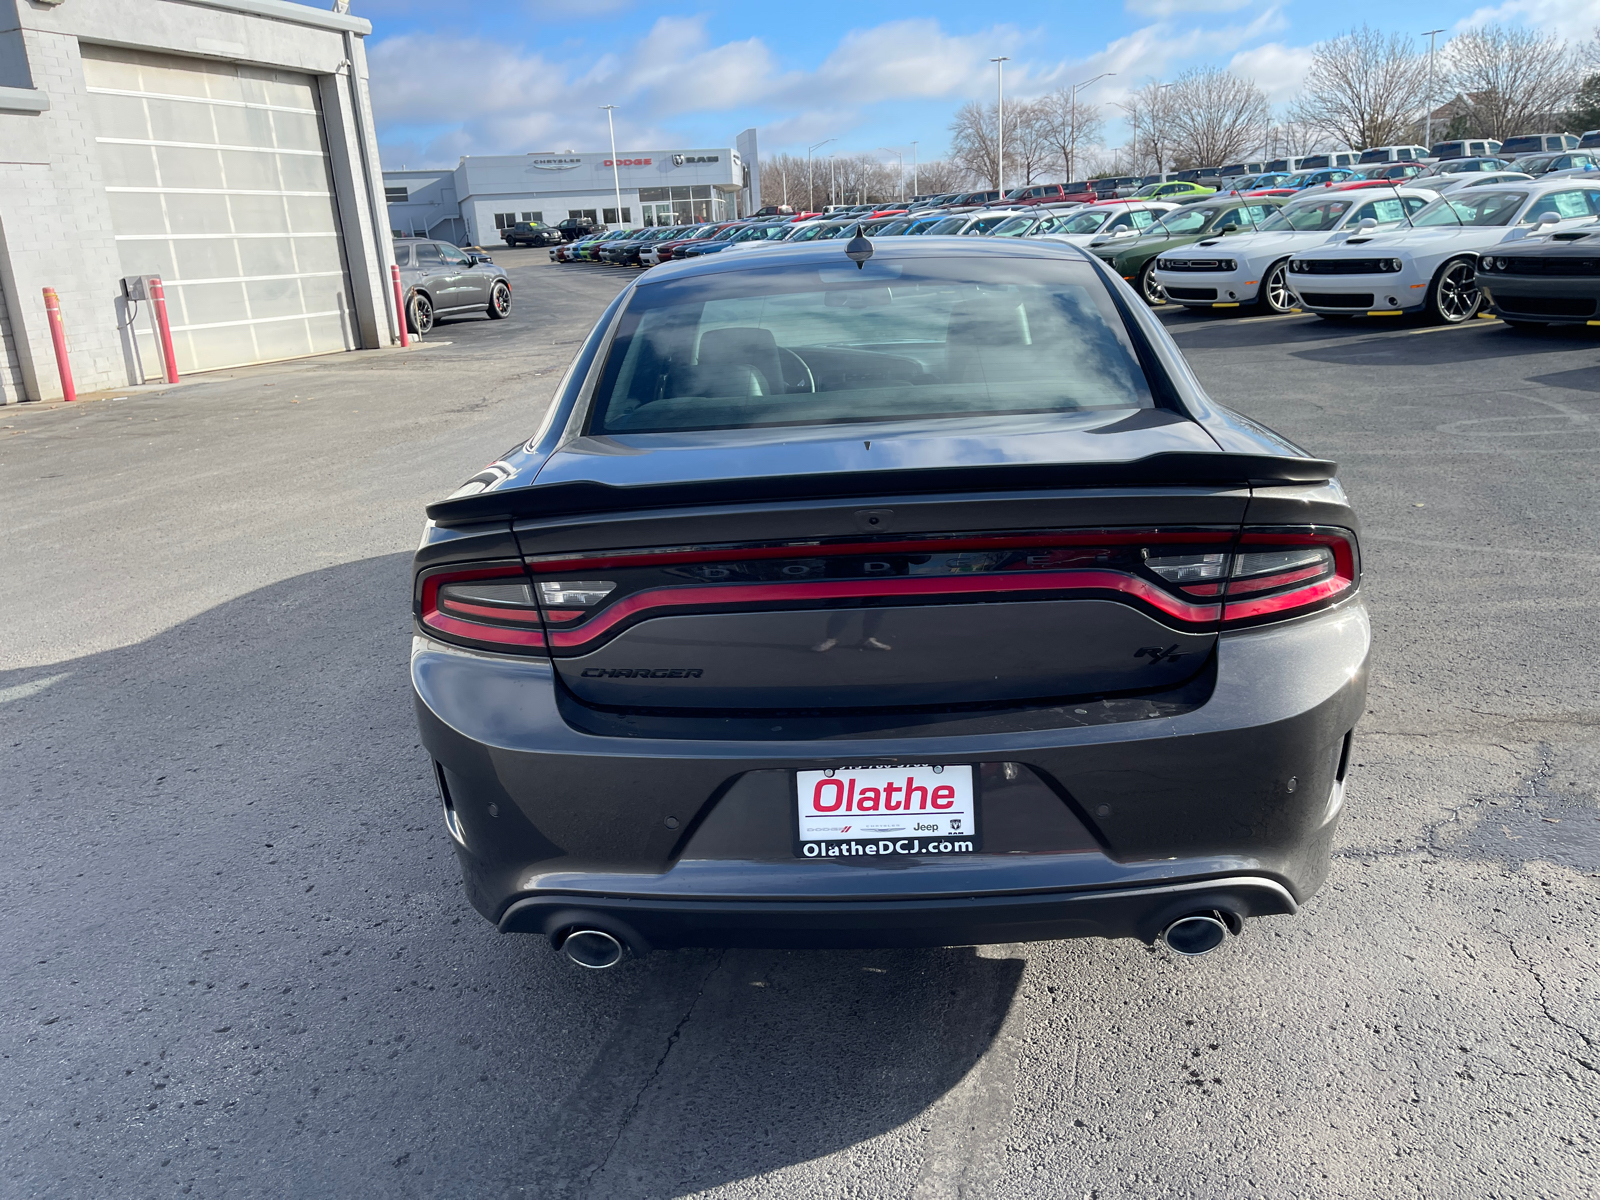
<box><xmin>1163</xmin><ymin>68</ymin><xmax>1270</xmax><ymax>168</ymax></box>
<box><xmin>1007</xmin><ymin>100</ymin><xmax>1063</xmax><ymax>187</ymax></box>
<box><xmin>1039</xmin><ymin>87</ymin><xmax>1105</xmax><ymax>181</ymax></box>
<box><xmin>911</xmin><ymin>159</ymin><xmax>974</xmax><ymax>196</ymax></box>
<box><xmin>1447</xmin><ymin>25</ymin><xmax>1585</xmax><ymax>141</ymax></box>
<box><xmin>948</xmin><ymin>100</ymin><xmax>1008</xmax><ymax>187</ymax></box>
<box><xmin>1119</xmin><ymin>81</ymin><xmax>1181</xmax><ymax>174</ymax></box>
<box><xmin>1290</xmin><ymin>26</ymin><xmax>1429</xmax><ymax>150</ymax></box>
<box><xmin>1262</xmin><ymin>118</ymin><xmax>1323</xmax><ymax>159</ymax></box>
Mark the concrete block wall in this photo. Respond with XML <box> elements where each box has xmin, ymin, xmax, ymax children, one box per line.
<box><xmin>0</xmin><ymin>0</ymin><xmax>395</xmax><ymax>403</ymax></box>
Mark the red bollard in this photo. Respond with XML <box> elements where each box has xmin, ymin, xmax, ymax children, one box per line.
<box><xmin>148</xmin><ymin>276</ymin><xmax>180</xmax><ymax>384</ymax></box>
<box><xmin>41</xmin><ymin>287</ymin><xmax>76</xmax><ymax>403</ymax></box>
<box><xmin>390</xmin><ymin>263</ymin><xmax>410</xmax><ymax>347</ymax></box>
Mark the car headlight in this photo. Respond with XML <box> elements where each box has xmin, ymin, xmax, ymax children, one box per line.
<box><xmin>1290</xmin><ymin>260</ymin><xmax>1306</xmax><ymax>272</ymax></box>
<box><xmin>1383</xmin><ymin>259</ymin><xmax>1403</xmax><ymax>272</ymax></box>
<box><xmin>1480</xmin><ymin>257</ymin><xmax>1498</xmax><ymax>271</ymax></box>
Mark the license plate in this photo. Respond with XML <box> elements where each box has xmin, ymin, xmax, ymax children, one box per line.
<box><xmin>795</xmin><ymin>764</ymin><xmax>978</xmax><ymax>859</ymax></box>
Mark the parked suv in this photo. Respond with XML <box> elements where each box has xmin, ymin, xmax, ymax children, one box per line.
<box><xmin>1500</xmin><ymin>134</ymin><xmax>1580</xmax><ymax>157</ymax></box>
<box><xmin>500</xmin><ymin>220</ymin><xmax>561</xmax><ymax>248</ymax></box>
<box><xmin>555</xmin><ymin>217</ymin><xmax>603</xmax><ymax>241</ymax></box>
<box><xmin>1431</xmin><ymin>138</ymin><xmax>1503</xmax><ymax>160</ymax></box>
<box><xmin>395</xmin><ymin>237</ymin><xmax>511</xmax><ymax>334</ymax></box>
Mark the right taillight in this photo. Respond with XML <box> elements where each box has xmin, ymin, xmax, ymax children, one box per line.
<box><xmin>1222</xmin><ymin>527</ymin><xmax>1358</xmax><ymax>626</ymax></box>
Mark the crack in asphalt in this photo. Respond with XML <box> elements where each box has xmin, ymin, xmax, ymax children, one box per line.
<box><xmin>577</xmin><ymin>949</ymin><xmax>727</xmax><ymax>1198</ymax></box>
<box><xmin>1505</xmin><ymin>939</ymin><xmax>1598</xmax><ymax>1074</ymax></box>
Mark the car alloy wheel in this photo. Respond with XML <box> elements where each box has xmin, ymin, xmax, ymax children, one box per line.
<box><xmin>1257</xmin><ymin>259</ymin><xmax>1294</xmax><ymax>314</ymax></box>
<box><xmin>407</xmin><ymin>292</ymin><xmax>434</xmax><ymax>335</ymax></box>
<box><xmin>1429</xmin><ymin>257</ymin><xmax>1481</xmax><ymax>324</ymax></box>
<box><xmin>1138</xmin><ymin>259</ymin><xmax>1166</xmax><ymax>306</ymax></box>
<box><xmin>488</xmin><ymin>281</ymin><xmax>511</xmax><ymax>319</ymax></box>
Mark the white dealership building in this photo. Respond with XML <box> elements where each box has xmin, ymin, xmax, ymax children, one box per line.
<box><xmin>385</xmin><ymin>129</ymin><xmax>763</xmax><ymax>245</ymax></box>
<box><xmin>0</xmin><ymin>0</ymin><xmax>399</xmax><ymax>404</ymax></box>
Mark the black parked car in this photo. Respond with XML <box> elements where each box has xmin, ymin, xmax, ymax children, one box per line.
<box><xmin>411</xmin><ymin>236</ymin><xmax>1368</xmax><ymax>968</ymax></box>
<box><xmin>1477</xmin><ymin>231</ymin><xmax>1600</xmax><ymax>327</ymax></box>
<box><xmin>501</xmin><ymin>220</ymin><xmax>561</xmax><ymax>248</ymax></box>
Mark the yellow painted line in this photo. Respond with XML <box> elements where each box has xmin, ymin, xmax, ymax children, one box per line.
<box><xmin>1213</xmin><ymin>302</ymin><xmax>1240</xmax><ymax>308</ymax></box>
<box><xmin>1589</xmin><ymin>320</ymin><xmax>1600</xmax><ymax>326</ymax></box>
<box><xmin>1367</xmin><ymin>310</ymin><xmax>1404</xmax><ymax>316</ymax></box>
<box><xmin>1477</xmin><ymin>312</ymin><xmax>1496</xmax><ymax>319</ymax></box>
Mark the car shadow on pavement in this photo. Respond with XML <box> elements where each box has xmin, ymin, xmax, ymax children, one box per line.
<box><xmin>1290</xmin><ymin>322</ymin><xmax>1600</xmax><ymax>368</ymax></box>
<box><xmin>0</xmin><ymin>553</ymin><xmax>1023</xmax><ymax>1198</ymax></box>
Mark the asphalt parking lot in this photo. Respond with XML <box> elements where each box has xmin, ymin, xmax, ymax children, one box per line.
<box><xmin>3</xmin><ymin>246</ymin><xmax>1597</xmax><ymax>1199</ymax></box>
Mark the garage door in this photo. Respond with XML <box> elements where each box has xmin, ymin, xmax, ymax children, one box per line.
<box><xmin>81</xmin><ymin>45</ymin><xmax>357</xmax><ymax>375</ymax></box>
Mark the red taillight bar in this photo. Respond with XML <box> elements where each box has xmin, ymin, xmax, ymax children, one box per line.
<box><xmin>525</xmin><ymin>529</ymin><xmax>1236</xmax><ymax>573</ymax></box>
<box><xmin>545</xmin><ymin>570</ymin><xmax>1221</xmax><ymax>651</ymax></box>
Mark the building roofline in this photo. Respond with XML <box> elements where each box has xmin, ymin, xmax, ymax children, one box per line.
<box><xmin>180</xmin><ymin>0</ymin><xmax>372</xmax><ymax>36</ymax></box>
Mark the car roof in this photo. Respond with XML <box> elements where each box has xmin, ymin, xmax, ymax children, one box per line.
<box><xmin>638</xmin><ymin>233</ymin><xmax>1102</xmax><ymax>284</ymax></box>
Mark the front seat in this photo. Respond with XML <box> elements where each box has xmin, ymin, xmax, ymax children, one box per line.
<box><xmin>687</xmin><ymin>326</ymin><xmax>786</xmax><ymax>397</ymax></box>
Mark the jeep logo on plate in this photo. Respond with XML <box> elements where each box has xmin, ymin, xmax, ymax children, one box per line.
<box><xmin>580</xmin><ymin>668</ymin><xmax>704</xmax><ymax>678</ymax></box>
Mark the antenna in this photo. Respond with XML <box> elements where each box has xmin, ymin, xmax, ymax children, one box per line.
<box><xmin>845</xmin><ymin>225</ymin><xmax>874</xmax><ymax>268</ymax></box>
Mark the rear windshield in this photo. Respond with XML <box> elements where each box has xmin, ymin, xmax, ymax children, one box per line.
<box><xmin>587</xmin><ymin>256</ymin><xmax>1154</xmax><ymax>434</ymax></box>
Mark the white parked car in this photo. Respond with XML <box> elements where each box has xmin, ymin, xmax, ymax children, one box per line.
<box><xmin>1286</xmin><ymin>179</ymin><xmax>1600</xmax><ymax>323</ymax></box>
<box><xmin>1151</xmin><ymin>188</ymin><xmax>1434</xmax><ymax>313</ymax></box>
<box><xmin>1033</xmin><ymin>201</ymin><xmax>1179</xmax><ymax>246</ymax></box>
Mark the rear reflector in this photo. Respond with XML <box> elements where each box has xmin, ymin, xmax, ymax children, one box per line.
<box><xmin>418</xmin><ymin>564</ymin><xmax>547</xmax><ymax>652</ymax></box>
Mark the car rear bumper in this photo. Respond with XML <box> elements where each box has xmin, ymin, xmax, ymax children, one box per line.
<box><xmin>499</xmin><ymin>875</ymin><xmax>1297</xmax><ymax>952</ymax></box>
<box><xmin>413</xmin><ymin>602</ymin><xmax>1369</xmax><ymax>949</ymax></box>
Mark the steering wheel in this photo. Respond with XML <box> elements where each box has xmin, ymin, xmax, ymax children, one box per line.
<box><xmin>777</xmin><ymin>347</ymin><xmax>815</xmax><ymax>393</ymax></box>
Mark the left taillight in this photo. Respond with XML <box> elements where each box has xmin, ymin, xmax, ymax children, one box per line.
<box><xmin>416</xmin><ymin>564</ymin><xmax>546</xmax><ymax>652</ymax></box>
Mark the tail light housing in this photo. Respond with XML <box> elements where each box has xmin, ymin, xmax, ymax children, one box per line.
<box><xmin>1221</xmin><ymin>527</ymin><xmax>1358</xmax><ymax>626</ymax></box>
<box><xmin>417</xmin><ymin>563</ymin><xmax>546</xmax><ymax>652</ymax></box>
<box><xmin>417</xmin><ymin>527</ymin><xmax>1357</xmax><ymax>655</ymax></box>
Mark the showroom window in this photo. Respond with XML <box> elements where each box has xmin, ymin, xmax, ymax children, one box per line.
<box><xmin>603</xmin><ymin>207</ymin><xmax>632</xmax><ymax>224</ymax></box>
<box><xmin>569</xmin><ymin>209</ymin><xmax>599</xmax><ymax>221</ymax></box>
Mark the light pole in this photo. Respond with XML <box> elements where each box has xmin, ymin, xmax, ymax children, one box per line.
<box><xmin>910</xmin><ymin>141</ymin><xmax>919</xmax><ymax>196</ymax></box>
<box><xmin>1422</xmin><ymin>29</ymin><xmax>1445</xmax><ymax>150</ymax></box>
<box><xmin>599</xmin><ymin>105</ymin><xmax>623</xmax><ymax>226</ymax></box>
<box><xmin>807</xmin><ymin>138</ymin><xmax>835</xmax><ymax>212</ymax></box>
<box><xmin>991</xmin><ymin>56</ymin><xmax>1009</xmax><ymax>193</ymax></box>
<box><xmin>1067</xmin><ymin>72</ymin><xmax>1113</xmax><ymax>182</ymax></box>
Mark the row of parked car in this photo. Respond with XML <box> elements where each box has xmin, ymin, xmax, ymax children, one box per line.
<box><xmin>553</xmin><ymin>167</ymin><xmax>1600</xmax><ymax>332</ymax></box>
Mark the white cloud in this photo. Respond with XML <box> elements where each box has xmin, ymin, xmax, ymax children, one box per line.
<box><xmin>1455</xmin><ymin>0</ymin><xmax>1600</xmax><ymax>41</ymax></box>
<box><xmin>369</xmin><ymin>6</ymin><xmax>1312</xmax><ymax>167</ymax></box>
<box><xmin>1228</xmin><ymin>42</ymin><xmax>1317</xmax><ymax>103</ymax></box>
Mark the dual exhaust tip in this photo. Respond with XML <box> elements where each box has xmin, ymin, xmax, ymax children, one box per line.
<box><xmin>558</xmin><ymin>912</ymin><xmax>1236</xmax><ymax>968</ymax></box>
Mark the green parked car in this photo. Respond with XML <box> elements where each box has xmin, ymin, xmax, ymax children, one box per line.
<box><xmin>1129</xmin><ymin>180</ymin><xmax>1217</xmax><ymax>203</ymax></box>
<box><xmin>1092</xmin><ymin>197</ymin><xmax>1286</xmax><ymax>305</ymax></box>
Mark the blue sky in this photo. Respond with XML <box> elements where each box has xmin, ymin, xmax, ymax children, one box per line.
<box><xmin>357</xmin><ymin>0</ymin><xmax>1600</xmax><ymax>169</ymax></box>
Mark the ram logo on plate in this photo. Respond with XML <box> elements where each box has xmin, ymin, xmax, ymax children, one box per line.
<box><xmin>795</xmin><ymin>764</ymin><xmax>978</xmax><ymax>857</ymax></box>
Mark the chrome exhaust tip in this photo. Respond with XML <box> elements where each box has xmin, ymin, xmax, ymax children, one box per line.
<box><xmin>560</xmin><ymin>929</ymin><xmax>625</xmax><ymax>970</ymax></box>
<box><xmin>1162</xmin><ymin>912</ymin><xmax>1231</xmax><ymax>957</ymax></box>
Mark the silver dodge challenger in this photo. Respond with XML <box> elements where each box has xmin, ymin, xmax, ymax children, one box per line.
<box><xmin>410</xmin><ymin>233</ymin><xmax>1369</xmax><ymax>967</ymax></box>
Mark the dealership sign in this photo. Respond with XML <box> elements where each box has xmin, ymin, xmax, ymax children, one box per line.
<box><xmin>604</xmin><ymin>158</ymin><xmax>652</xmax><ymax>167</ymax></box>
<box><xmin>528</xmin><ymin>157</ymin><xmax>582</xmax><ymax>170</ymax></box>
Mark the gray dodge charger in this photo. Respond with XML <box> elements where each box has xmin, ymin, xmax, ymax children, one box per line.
<box><xmin>411</xmin><ymin>234</ymin><xmax>1369</xmax><ymax>967</ymax></box>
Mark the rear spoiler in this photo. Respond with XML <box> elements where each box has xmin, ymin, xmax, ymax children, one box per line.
<box><xmin>426</xmin><ymin>452</ymin><xmax>1336</xmax><ymax>528</ymax></box>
